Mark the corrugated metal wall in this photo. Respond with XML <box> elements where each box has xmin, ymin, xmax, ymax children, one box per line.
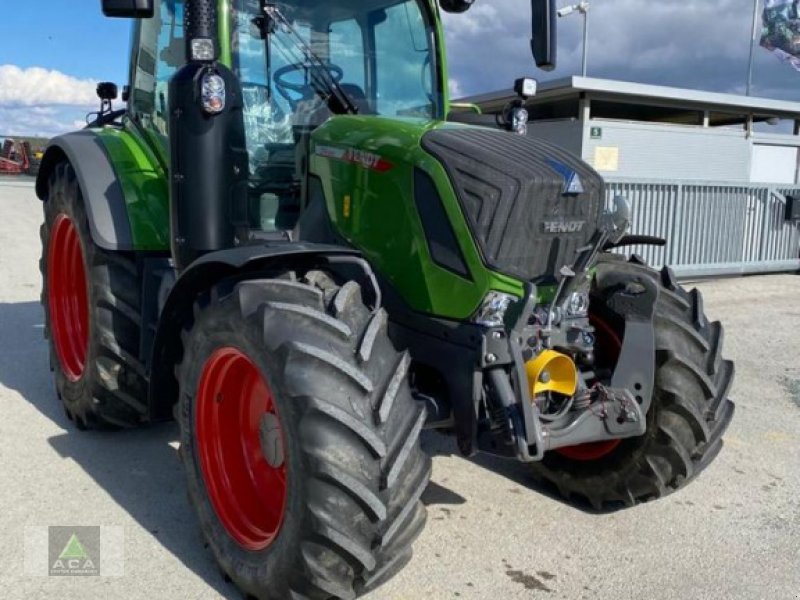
<box><xmin>605</xmin><ymin>179</ymin><xmax>800</xmax><ymax>277</ymax></box>
<box><xmin>583</xmin><ymin>121</ymin><xmax>752</xmax><ymax>182</ymax></box>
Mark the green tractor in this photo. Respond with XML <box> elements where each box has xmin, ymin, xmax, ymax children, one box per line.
<box><xmin>36</xmin><ymin>0</ymin><xmax>734</xmax><ymax>597</ymax></box>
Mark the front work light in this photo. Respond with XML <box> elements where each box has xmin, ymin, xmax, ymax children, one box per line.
<box><xmin>191</xmin><ymin>38</ymin><xmax>216</xmax><ymax>62</ymax></box>
<box><xmin>514</xmin><ymin>77</ymin><xmax>538</xmax><ymax>99</ymax></box>
<box><xmin>474</xmin><ymin>291</ymin><xmax>518</xmax><ymax>328</ymax></box>
<box><xmin>512</xmin><ymin>107</ymin><xmax>529</xmax><ymax>136</ymax></box>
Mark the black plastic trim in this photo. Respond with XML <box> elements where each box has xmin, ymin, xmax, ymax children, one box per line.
<box><xmin>36</xmin><ymin>131</ymin><xmax>135</xmax><ymax>251</ymax></box>
<box><xmin>413</xmin><ymin>168</ymin><xmax>472</xmax><ymax>280</ymax></box>
<box><xmin>168</xmin><ymin>62</ymin><xmax>249</xmax><ymax>269</ymax></box>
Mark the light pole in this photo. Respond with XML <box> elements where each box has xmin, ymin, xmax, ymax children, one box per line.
<box><xmin>558</xmin><ymin>1</ymin><xmax>591</xmax><ymax>77</ymax></box>
<box><xmin>746</xmin><ymin>0</ymin><xmax>760</xmax><ymax>96</ymax></box>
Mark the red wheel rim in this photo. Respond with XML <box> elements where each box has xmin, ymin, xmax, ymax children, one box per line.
<box><xmin>556</xmin><ymin>314</ymin><xmax>623</xmax><ymax>461</ymax></box>
<box><xmin>196</xmin><ymin>347</ymin><xmax>287</xmax><ymax>551</ymax></box>
<box><xmin>47</xmin><ymin>214</ymin><xmax>90</xmax><ymax>382</ymax></box>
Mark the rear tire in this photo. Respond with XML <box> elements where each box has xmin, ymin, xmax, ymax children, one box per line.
<box><xmin>176</xmin><ymin>272</ymin><xmax>431</xmax><ymax>599</ymax></box>
<box><xmin>530</xmin><ymin>257</ymin><xmax>735</xmax><ymax>510</ymax></box>
<box><xmin>40</xmin><ymin>161</ymin><xmax>147</xmax><ymax>429</ymax></box>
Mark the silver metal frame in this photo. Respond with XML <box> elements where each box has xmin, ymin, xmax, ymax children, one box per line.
<box><xmin>606</xmin><ymin>178</ymin><xmax>800</xmax><ymax>277</ymax></box>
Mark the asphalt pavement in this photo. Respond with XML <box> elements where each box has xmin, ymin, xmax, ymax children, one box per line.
<box><xmin>1</xmin><ymin>178</ymin><xmax>798</xmax><ymax>600</ymax></box>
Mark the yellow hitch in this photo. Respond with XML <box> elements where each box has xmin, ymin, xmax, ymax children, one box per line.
<box><xmin>525</xmin><ymin>350</ymin><xmax>579</xmax><ymax>398</ymax></box>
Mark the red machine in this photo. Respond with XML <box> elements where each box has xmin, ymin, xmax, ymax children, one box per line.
<box><xmin>0</xmin><ymin>139</ymin><xmax>41</xmax><ymax>175</ymax></box>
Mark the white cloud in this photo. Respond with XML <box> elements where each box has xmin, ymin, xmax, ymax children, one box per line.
<box><xmin>449</xmin><ymin>78</ymin><xmax>464</xmax><ymax>98</ymax></box>
<box><xmin>0</xmin><ymin>65</ymin><xmax>98</xmax><ymax>108</ymax></box>
<box><xmin>0</xmin><ymin>65</ymin><xmax>100</xmax><ymax>137</ymax></box>
<box><xmin>0</xmin><ymin>106</ymin><xmax>90</xmax><ymax>138</ymax></box>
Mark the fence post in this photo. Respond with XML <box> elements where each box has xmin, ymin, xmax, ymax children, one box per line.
<box><xmin>758</xmin><ymin>187</ymin><xmax>771</xmax><ymax>262</ymax></box>
<box><xmin>669</xmin><ymin>183</ymin><xmax>682</xmax><ymax>266</ymax></box>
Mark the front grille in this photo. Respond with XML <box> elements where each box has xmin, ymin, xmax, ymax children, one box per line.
<box><xmin>422</xmin><ymin>128</ymin><xmax>604</xmax><ymax>283</ymax></box>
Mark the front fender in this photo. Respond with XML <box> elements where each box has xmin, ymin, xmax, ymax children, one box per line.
<box><xmin>147</xmin><ymin>242</ymin><xmax>365</xmax><ymax>420</ymax></box>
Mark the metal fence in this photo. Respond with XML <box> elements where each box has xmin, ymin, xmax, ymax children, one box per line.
<box><xmin>605</xmin><ymin>178</ymin><xmax>800</xmax><ymax>278</ymax></box>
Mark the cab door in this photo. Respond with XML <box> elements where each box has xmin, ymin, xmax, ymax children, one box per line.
<box><xmin>127</xmin><ymin>0</ymin><xmax>186</xmax><ymax>165</ymax></box>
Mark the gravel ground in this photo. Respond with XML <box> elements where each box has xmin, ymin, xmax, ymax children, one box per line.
<box><xmin>0</xmin><ymin>179</ymin><xmax>798</xmax><ymax>600</ymax></box>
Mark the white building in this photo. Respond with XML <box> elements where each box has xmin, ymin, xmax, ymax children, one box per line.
<box><xmin>463</xmin><ymin>76</ymin><xmax>800</xmax><ymax>185</ymax></box>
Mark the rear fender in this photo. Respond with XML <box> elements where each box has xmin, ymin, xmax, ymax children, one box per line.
<box><xmin>36</xmin><ymin>128</ymin><xmax>170</xmax><ymax>251</ymax></box>
<box><xmin>147</xmin><ymin>243</ymin><xmax>370</xmax><ymax>420</ymax></box>
<box><xmin>36</xmin><ymin>131</ymin><xmax>135</xmax><ymax>250</ymax></box>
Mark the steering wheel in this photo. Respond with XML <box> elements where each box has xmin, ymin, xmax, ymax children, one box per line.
<box><xmin>274</xmin><ymin>62</ymin><xmax>345</xmax><ymax>110</ymax></box>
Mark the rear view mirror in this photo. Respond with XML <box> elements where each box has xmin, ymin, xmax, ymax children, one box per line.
<box><xmin>531</xmin><ymin>0</ymin><xmax>557</xmax><ymax>71</ymax></box>
<box><xmin>440</xmin><ymin>0</ymin><xmax>476</xmax><ymax>13</ymax></box>
<box><xmin>102</xmin><ymin>0</ymin><xmax>154</xmax><ymax>18</ymax></box>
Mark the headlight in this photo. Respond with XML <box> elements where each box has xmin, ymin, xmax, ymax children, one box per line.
<box><xmin>512</xmin><ymin>107</ymin><xmax>529</xmax><ymax>136</ymax></box>
<box><xmin>474</xmin><ymin>291</ymin><xmax>518</xmax><ymax>328</ymax></box>
<box><xmin>201</xmin><ymin>72</ymin><xmax>226</xmax><ymax>115</ymax></box>
<box><xmin>565</xmin><ymin>291</ymin><xmax>590</xmax><ymax>317</ymax></box>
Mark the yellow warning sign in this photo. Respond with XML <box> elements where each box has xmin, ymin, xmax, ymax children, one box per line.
<box><xmin>594</xmin><ymin>146</ymin><xmax>620</xmax><ymax>172</ymax></box>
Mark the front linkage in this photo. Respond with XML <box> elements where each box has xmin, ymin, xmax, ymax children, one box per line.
<box><xmin>476</xmin><ymin>266</ymin><xmax>654</xmax><ymax>462</ymax></box>
<box><xmin>434</xmin><ymin>202</ymin><xmax>655</xmax><ymax>462</ymax></box>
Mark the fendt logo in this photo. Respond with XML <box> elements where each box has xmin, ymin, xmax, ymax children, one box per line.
<box><xmin>542</xmin><ymin>220</ymin><xmax>586</xmax><ymax>234</ymax></box>
<box><xmin>545</xmin><ymin>159</ymin><xmax>585</xmax><ymax>196</ymax></box>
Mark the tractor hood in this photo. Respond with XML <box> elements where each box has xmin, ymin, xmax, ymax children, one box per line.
<box><xmin>309</xmin><ymin>116</ymin><xmax>603</xmax><ymax>319</ymax></box>
<box><xmin>421</xmin><ymin>127</ymin><xmax>605</xmax><ymax>283</ymax></box>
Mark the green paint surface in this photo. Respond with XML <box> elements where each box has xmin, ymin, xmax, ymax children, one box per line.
<box><xmin>218</xmin><ymin>0</ymin><xmax>232</xmax><ymax>68</ymax></box>
<box><xmin>59</xmin><ymin>535</ymin><xmax>89</xmax><ymax>560</ymax></box>
<box><xmin>311</xmin><ymin>116</ymin><xmax>525</xmax><ymax>320</ymax></box>
<box><xmin>94</xmin><ymin>125</ymin><xmax>171</xmax><ymax>251</ymax></box>
<box><xmin>429</xmin><ymin>0</ymin><xmax>451</xmax><ymax>115</ymax></box>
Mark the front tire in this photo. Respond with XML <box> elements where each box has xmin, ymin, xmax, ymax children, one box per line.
<box><xmin>530</xmin><ymin>258</ymin><xmax>735</xmax><ymax>510</ymax></box>
<box><xmin>176</xmin><ymin>272</ymin><xmax>431</xmax><ymax>599</ymax></box>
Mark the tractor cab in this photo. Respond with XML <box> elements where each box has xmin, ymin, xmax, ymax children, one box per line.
<box><xmin>133</xmin><ymin>0</ymin><xmax>442</xmax><ymax>234</ymax></box>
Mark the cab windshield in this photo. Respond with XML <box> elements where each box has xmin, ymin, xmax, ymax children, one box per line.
<box><xmin>232</xmin><ymin>0</ymin><xmax>440</xmax><ymax>150</ymax></box>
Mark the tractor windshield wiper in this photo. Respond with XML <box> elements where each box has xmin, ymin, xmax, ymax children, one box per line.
<box><xmin>261</xmin><ymin>3</ymin><xmax>359</xmax><ymax>115</ymax></box>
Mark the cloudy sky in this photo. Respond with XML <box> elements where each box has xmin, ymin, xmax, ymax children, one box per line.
<box><xmin>0</xmin><ymin>0</ymin><xmax>798</xmax><ymax>137</ymax></box>
<box><xmin>443</xmin><ymin>0</ymin><xmax>800</xmax><ymax>100</ymax></box>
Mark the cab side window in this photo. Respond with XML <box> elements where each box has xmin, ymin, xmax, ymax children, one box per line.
<box><xmin>131</xmin><ymin>0</ymin><xmax>185</xmax><ymax>137</ymax></box>
<box><xmin>329</xmin><ymin>18</ymin><xmax>366</xmax><ymax>91</ymax></box>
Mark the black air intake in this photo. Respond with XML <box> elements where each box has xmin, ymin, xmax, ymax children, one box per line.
<box><xmin>422</xmin><ymin>128</ymin><xmax>604</xmax><ymax>282</ymax></box>
<box><xmin>414</xmin><ymin>168</ymin><xmax>471</xmax><ymax>279</ymax></box>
